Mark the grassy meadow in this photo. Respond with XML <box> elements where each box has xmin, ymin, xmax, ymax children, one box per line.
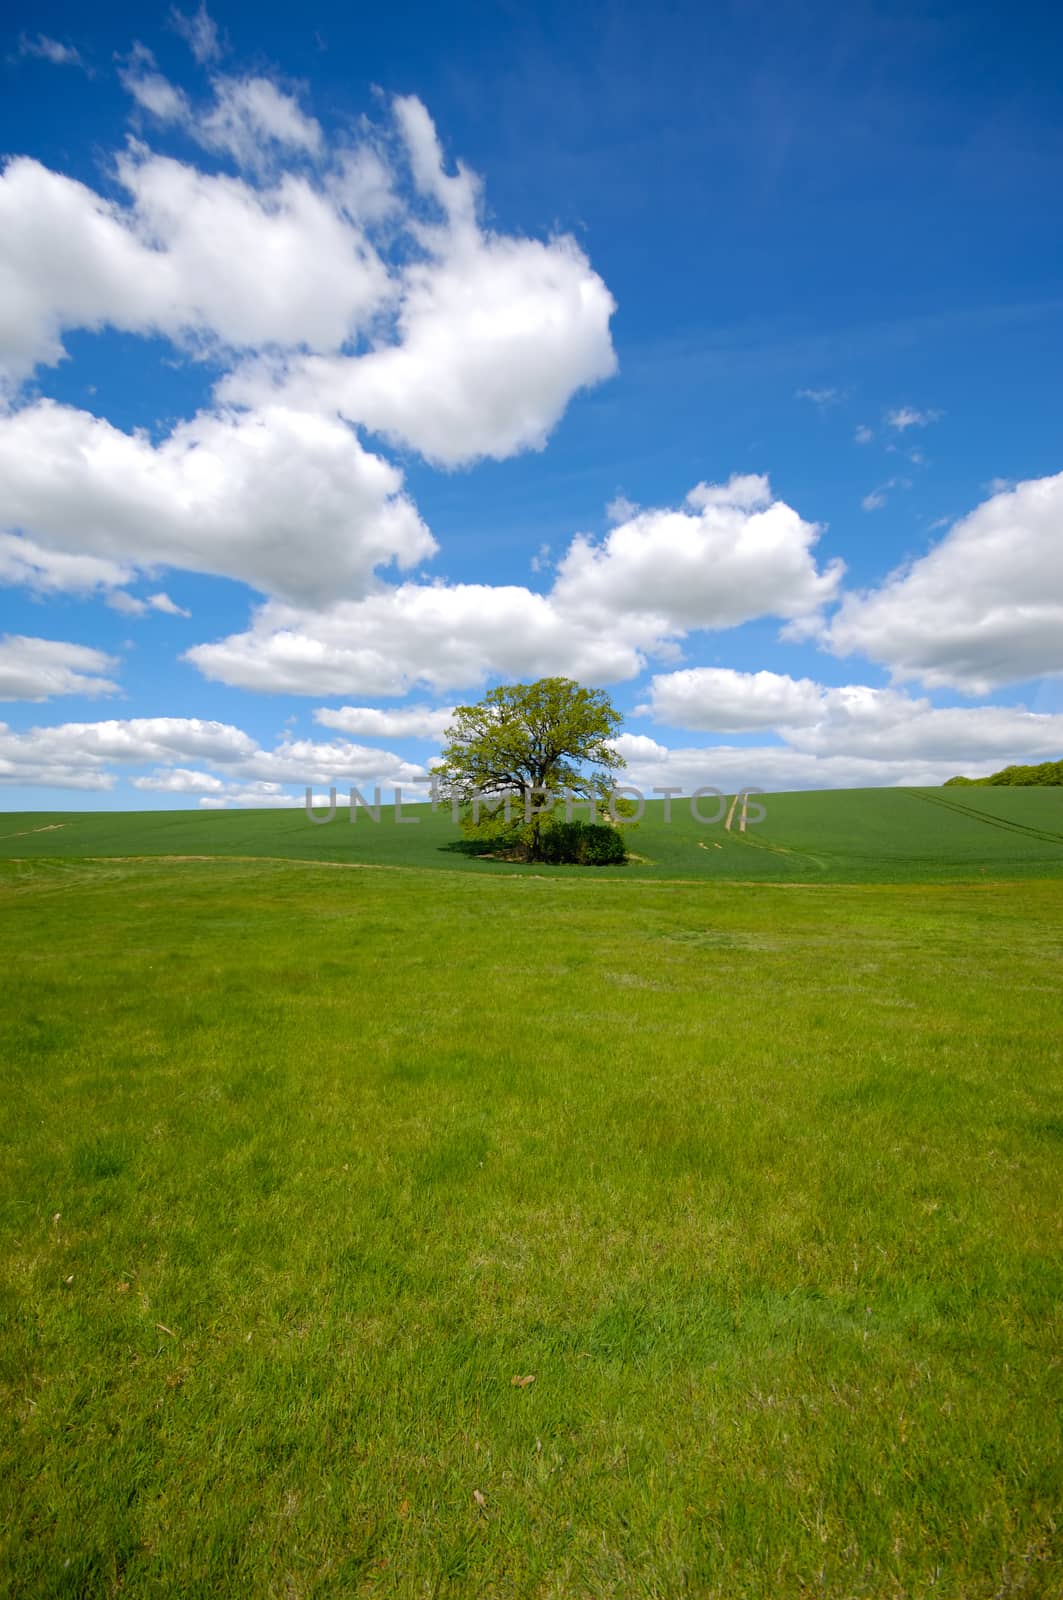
<box><xmin>1</xmin><ymin>792</ymin><xmax>1062</xmax><ymax>1596</ymax></box>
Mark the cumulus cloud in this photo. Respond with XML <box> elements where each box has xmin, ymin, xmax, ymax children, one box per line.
<box><xmin>186</xmin><ymin>582</ymin><xmax>650</xmax><ymax>697</ymax></box>
<box><xmin>0</xmin><ymin>716</ymin><xmax>253</xmax><ymax>790</ymax></box>
<box><xmin>199</xmin><ymin>782</ymin><xmax>307</xmax><ymax>808</ymax></box>
<box><xmin>0</xmin><ymin>149</ymin><xmax>391</xmax><ymax>380</ymax></box>
<box><xmin>184</xmin><ymin>477</ymin><xmax>842</xmax><ymax>696</ymax></box>
<box><xmin>608</xmin><ymin>733</ymin><xmax>980</xmax><ymax>795</ymax></box>
<box><xmin>637</xmin><ymin>667</ymin><xmax>825</xmax><ymax>731</ymax></box>
<box><xmin>611</xmin><ymin>701</ymin><xmax>1063</xmax><ymax>792</ymax></box>
<box><xmin>7</xmin><ymin>682</ymin><xmax>1059</xmax><ymax>799</ymax></box>
<box><xmin>0</xmin><ymin>533</ymin><xmax>133</xmax><ymax>595</ymax></box>
<box><xmin>821</xmin><ymin>471</ymin><xmax>1063</xmax><ymax>692</ymax></box>
<box><xmin>0</xmin><ymin>88</ymin><xmax>618</xmax><ymax>612</ymax></box>
<box><xmin>219</xmin><ymin>95</ymin><xmax>617</xmax><ymax>467</ymax></box>
<box><xmin>634</xmin><ymin>666</ymin><xmax>1063</xmax><ymax>769</ymax></box>
<box><xmin>0</xmin><ymin>715</ymin><xmax>428</xmax><ymax>796</ymax></box>
<box><xmin>0</xmin><ymin>636</ymin><xmax>120</xmax><ymax>701</ymax></box>
<box><xmin>0</xmin><ymin>91</ymin><xmax>614</xmax><ymax>467</ymax></box>
<box><xmin>131</xmin><ymin>766</ymin><xmax>225</xmax><ymax>793</ymax></box>
<box><xmin>314</xmin><ymin>704</ymin><xmax>456</xmax><ymax>740</ymax></box>
<box><xmin>0</xmin><ymin>400</ymin><xmax>433</xmax><ymax>605</ymax></box>
<box><xmin>553</xmin><ymin>475</ymin><xmax>842</xmax><ymax>633</ymax></box>
<box><xmin>789</xmin><ymin>689</ymin><xmax>1063</xmax><ymax>764</ymax></box>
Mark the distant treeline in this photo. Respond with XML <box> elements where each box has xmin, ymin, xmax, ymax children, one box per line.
<box><xmin>945</xmin><ymin>759</ymin><xmax>1063</xmax><ymax>787</ymax></box>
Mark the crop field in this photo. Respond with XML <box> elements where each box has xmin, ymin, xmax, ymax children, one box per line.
<box><xmin>2</xmin><ymin>783</ymin><xmax>1063</xmax><ymax>882</ymax></box>
<box><xmin>1</xmin><ymin>791</ymin><xmax>1061</xmax><ymax>1597</ymax></box>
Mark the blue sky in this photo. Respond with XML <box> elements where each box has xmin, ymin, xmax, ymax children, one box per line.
<box><xmin>2</xmin><ymin>0</ymin><xmax>1062</xmax><ymax>808</ymax></box>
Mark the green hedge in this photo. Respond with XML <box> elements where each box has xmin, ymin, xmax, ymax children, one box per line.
<box><xmin>537</xmin><ymin>819</ymin><xmax>627</xmax><ymax>865</ymax></box>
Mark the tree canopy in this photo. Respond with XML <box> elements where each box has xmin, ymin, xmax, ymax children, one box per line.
<box><xmin>945</xmin><ymin>758</ymin><xmax>1063</xmax><ymax>787</ymax></box>
<box><xmin>431</xmin><ymin>677</ymin><xmax>626</xmax><ymax>860</ymax></box>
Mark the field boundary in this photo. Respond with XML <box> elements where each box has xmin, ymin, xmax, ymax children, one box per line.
<box><xmin>2</xmin><ymin>851</ymin><xmax>1060</xmax><ymax>895</ymax></box>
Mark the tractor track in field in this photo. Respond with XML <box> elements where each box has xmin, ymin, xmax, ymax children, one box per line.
<box><xmin>0</xmin><ymin>822</ymin><xmax>69</xmax><ymax>840</ymax></box>
<box><xmin>906</xmin><ymin>787</ymin><xmax>1063</xmax><ymax>846</ymax></box>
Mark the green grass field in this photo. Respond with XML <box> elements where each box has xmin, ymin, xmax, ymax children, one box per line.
<box><xmin>2</xmin><ymin>791</ymin><xmax>1062</xmax><ymax>1596</ymax></box>
<box><xmin>2</xmin><ymin>783</ymin><xmax>1063</xmax><ymax>882</ymax></box>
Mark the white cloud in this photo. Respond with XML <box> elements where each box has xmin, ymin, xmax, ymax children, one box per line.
<box><xmin>185</xmin><ymin>478</ymin><xmax>842</xmax><ymax>697</ymax></box>
<box><xmin>171</xmin><ymin>4</ymin><xmax>222</xmax><ymax>65</ymax></box>
<box><xmin>0</xmin><ymin>532</ymin><xmax>132</xmax><ymax>595</ymax></box>
<box><xmin>0</xmin><ymin>399</ymin><xmax>433</xmax><ymax>605</ymax></box>
<box><xmin>226</xmin><ymin>235</ymin><xmax>617</xmax><ymax>469</ymax></box>
<box><xmin>822</xmin><ymin>470</ymin><xmax>1063</xmax><ymax>692</ymax></box>
<box><xmin>186</xmin><ymin>581</ymin><xmax>649</xmax><ymax>697</ymax></box>
<box><xmin>197</xmin><ymin>77</ymin><xmax>323</xmax><ymax>168</ymax></box>
<box><xmin>7</xmin><ymin>684</ymin><xmax>1060</xmax><ymax>801</ymax></box>
<box><xmin>637</xmin><ymin>667</ymin><xmax>825</xmax><ymax>731</ymax></box>
<box><xmin>0</xmin><ymin>636</ymin><xmax>120</xmax><ymax>701</ymax></box>
<box><xmin>199</xmin><ymin>783</ymin><xmax>301</xmax><ymax>808</ymax></box>
<box><xmin>217</xmin><ymin>95</ymin><xmax>617</xmax><ymax>467</ymax></box>
<box><xmin>0</xmin><ymin>150</ymin><xmax>391</xmax><ymax>380</ymax></box>
<box><xmin>0</xmin><ymin>714</ymin><xmax>428</xmax><ymax>797</ymax></box>
<box><xmin>608</xmin><ymin>734</ymin><xmax>976</xmax><ymax>795</ymax></box>
<box><xmin>314</xmin><ymin>704</ymin><xmax>455</xmax><ymax>740</ymax></box>
<box><xmin>796</xmin><ymin>387</ymin><xmax>842</xmax><ymax>407</ymax></box>
<box><xmin>885</xmin><ymin>406</ymin><xmax>941</xmax><ymax>431</ymax></box>
<box><xmin>132</xmin><ymin>766</ymin><xmax>225</xmax><ymax>793</ymax></box>
<box><xmin>632</xmin><ymin>666</ymin><xmax>1063</xmax><ymax>770</ymax></box>
<box><xmin>14</xmin><ymin>34</ymin><xmax>86</xmax><ymax>68</ymax></box>
<box><xmin>119</xmin><ymin>44</ymin><xmax>191</xmax><ymax>122</ymax></box>
<box><xmin>860</xmin><ymin>476</ymin><xmax>911</xmax><ymax>512</ymax></box>
<box><xmin>552</xmin><ymin>475</ymin><xmax>842</xmax><ymax>632</ymax></box>
<box><xmin>789</xmin><ymin>688</ymin><xmax>1063</xmax><ymax>764</ymax></box>
<box><xmin>605</xmin><ymin>495</ymin><xmax>638</xmax><ymax>524</ymax></box>
<box><xmin>610</xmin><ymin>701</ymin><xmax>1063</xmax><ymax>792</ymax></box>
<box><xmin>0</xmin><ymin>91</ymin><xmax>617</xmax><ymax>614</ymax></box>
<box><xmin>0</xmin><ymin>93</ymin><xmax>614</xmax><ymax>475</ymax></box>
<box><xmin>0</xmin><ymin>715</ymin><xmax>254</xmax><ymax>790</ymax></box>
<box><xmin>120</xmin><ymin>41</ymin><xmax>323</xmax><ymax>171</ymax></box>
<box><xmin>854</xmin><ymin>425</ymin><xmax>873</xmax><ymax>444</ymax></box>
<box><xmin>107</xmin><ymin>590</ymin><xmax>190</xmax><ymax>618</ymax></box>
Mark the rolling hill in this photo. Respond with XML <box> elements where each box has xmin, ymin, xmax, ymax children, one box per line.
<box><xmin>2</xmin><ymin>784</ymin><xmax>1063</xmax><ymax>883</ymax></box>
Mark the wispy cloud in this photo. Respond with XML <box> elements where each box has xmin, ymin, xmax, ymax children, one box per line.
<box><xmin>170</xmin><ymin>4</ymin><xmax>222</xmax><ymax>66</ymax></box>
<box><xmin>861</xmin><ymin>476</ymin><xmax>911</xmax><ymax>512</ymax></box>
<box><xmin>605</xmin><ymin>494</ymin><xmax>639</xmax><ymax>524</ymax></box>
<box><xmin>854</xmin><ymin>424</ymin><xmax>873</xmax><ymax>444</ymax></box>
<box><xmin>796</xmin><ymin>386</ymin><xmax>843</xmax><ymax>407</ymax></box>
<box><xmin>13</xmin><ymin>34</ymin><xmax>88</xmax><ymax>70</ymax></box>
<box><xmin>106</xmin><ymin>591</ymin><xmax>191</xmax><ymax>619</ymax></box>
<box><xmin>885</xmin><ymin>405</ymin><xmax>941</xmax><ymax>431</ymax></box>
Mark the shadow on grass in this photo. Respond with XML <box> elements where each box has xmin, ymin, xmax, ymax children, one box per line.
<box><xmin>437</xmin><ymin>838</ymin><xmax>500</xmax><ymax>859</ymax></box>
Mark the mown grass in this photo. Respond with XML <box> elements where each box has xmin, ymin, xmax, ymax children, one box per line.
<box><xmin>2</xmin><ymin>783</ymin><xmax>1062</xmax><ymax>883</ymax></box>
<box><xmin>1</xmin><ymin>855</ymin><xmax>1061</xmax><ymax>1596</ymax></box>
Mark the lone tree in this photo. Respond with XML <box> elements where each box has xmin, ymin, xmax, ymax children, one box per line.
<box><xmin>431</xmin><ymin>677</ymin><xmax>626</xmax><ymax>862</ymax></box>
